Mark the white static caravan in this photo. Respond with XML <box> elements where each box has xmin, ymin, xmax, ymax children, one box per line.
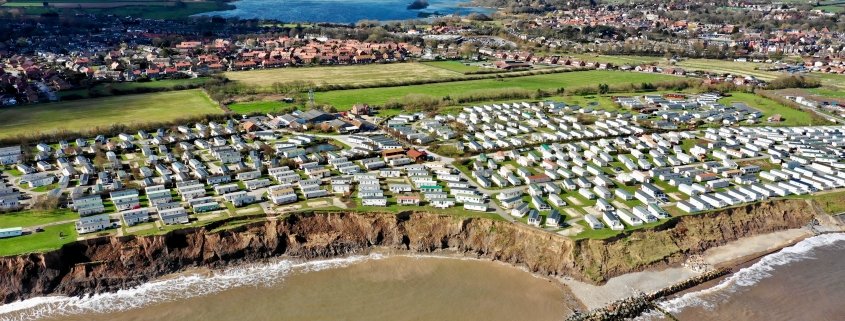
<box><xmin>584</xmin><ymin>214</ymin><xmax>604</xmax><ymax>230</ymax></box>
<box><xmin>676</xmin><ymin>200</ymin><xmax>700</xmax><ymax>214</ymax></box>
<box><xmin>615</xmin><ymin>208</ymin><xmax>643</xmax><ymax>226</ymax></box>
<box><xmin>632</xmin><ymin>206</ymin><xmax>658</xmax><ymax>223</ymax></box>
<box><xmin>601</xmin><ymin>212</ymin><xmax>624</xmax><ymax>231</ymax></box>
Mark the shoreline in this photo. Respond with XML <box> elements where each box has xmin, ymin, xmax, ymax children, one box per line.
<box><xmin>558</xmin><ymin>227</ymin><xmax>820</xmax><ymax>311</ymax></box>
<box><xmin>0</xmin><ymin>228</ymin><xmax>842</xmax><ymax>320</ymax></box>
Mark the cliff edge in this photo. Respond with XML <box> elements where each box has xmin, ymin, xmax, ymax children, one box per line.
<box><xmin>0</xmin><ymin>199</ymin><xmax>820</xmax><ymax>304</ymax></box>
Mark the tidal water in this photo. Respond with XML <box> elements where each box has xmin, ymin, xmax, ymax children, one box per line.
<box><xmin>0</xmin><ymin>255</ymin><xmax>571</xmax><ymax>321</ymax></box>
<box><xmin>197</xmin><ymin>0</ymin><xmax>494</xmax><ymax>23</ymax></box>
<box><xmin>645</xmin><ymin>233</ymin><xmax>845</xmax><ymax>321</ymax></box>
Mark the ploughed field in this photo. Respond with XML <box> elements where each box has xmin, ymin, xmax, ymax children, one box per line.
<box><xmin>0</xmin><ymin>89</ymin><xmax>222</xmax><ymax>139</ymax></box>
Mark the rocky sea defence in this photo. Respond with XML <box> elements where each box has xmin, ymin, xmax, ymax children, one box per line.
<box><xmin>0</xmin><ymin>199</ymin><xmax>822</xmax><ymax>304</ymax></box>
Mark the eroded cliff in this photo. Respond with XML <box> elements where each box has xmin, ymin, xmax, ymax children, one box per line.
<box><xmin>0</xmin><ymin>199</ymin><xmax>821</xmax><ymax>304</ymax></box>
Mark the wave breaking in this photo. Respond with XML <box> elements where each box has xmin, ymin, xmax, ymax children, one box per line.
<box><xmin>0</xmin><ymin>253</ymin><xmax>386</xmax><ymax>321</ymax></box>
<box><xmin>657</xmin><ymin>233</ymin><xmax>845</xmax><ymax>314</ymax></box>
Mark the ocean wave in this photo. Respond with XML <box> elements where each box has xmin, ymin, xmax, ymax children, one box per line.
<box><xmin>658</xmin><ymin>233</ymin><xmax>845</xmax><ymax>314</ymax></box>
<box><xmin>0</xmin><ymin>253</ymin><xmax>386</xmax><ymax>321</ymax></box>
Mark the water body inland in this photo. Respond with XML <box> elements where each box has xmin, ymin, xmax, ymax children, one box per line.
<box><xmin>196</xmin><ymin>0</ymin><xmax>494</xmax><ymax>24</ymax></box>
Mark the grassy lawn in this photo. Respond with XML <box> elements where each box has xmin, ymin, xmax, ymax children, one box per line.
<box><xmin>420</xmin><ymin>60</ymin><xmax>486</xmax><ymax>73</ymax></box>
<box><xmin>815</xmin><ymin>4</ymin><xmax>844</xmax><ymax>12</ymax></box>
<box><xmin>316</xmin><ymin>70</ymin><xmax>680</xmax><ymax>109</ymax></box>
<box><xmin>806</xmin><ymin>73</ymin><xmax>845</xmax><ymax>90</ymax></box>
<box><xmin>228</xmin><ymin>100</ymin><xmax>291</xmax><ymax>115</ymax></box>
<box><xmin>0</xmin><ymin>89</ymin><xmax>222</xmax><ymax>139</ymax></box>
<box><xmin>0</xmin><ymin>223</ymin><xmax>77</xmax><ymax>256</ymax></box>
<box><xmin>224</xmin><ymin>62</ymin><xmax>463</xmax><ymax>89</ymax></box>
<box><xmin>31</xmin><ymin>183</ymin><xmax>59</xmax><ymax>193</ymax></box>
<box><xmin>0</xmin><ymin>209</ymin><xmax>78</xmax><ymax>228</ymax></box>
<box><xmin>720</xmin><ymin>92</ymin><xmax>828</xmax><ymax>126</ymax></box>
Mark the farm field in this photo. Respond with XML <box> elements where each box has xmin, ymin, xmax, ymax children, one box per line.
<box><xmin>669</xmin><ymin>59</ymin><xmax>782</xmax><ymax>81</ymax></box>
<box><xmin>807</xmin><ymin>87</ymin><xmax>845</xmax><ymax>98</ymax></box>
<box><xmin>228</xmin><ymin>100</ymin><xmax>291</xmax><ymax>114</ymax></box>
<box><xmin>315</xmin><ymin>70</ymin><xmax>680</xmax><ymax>109</ymax></box>
<box><xmin>224</xmin><ymin>63</ymin><xmax>463</xmax><ymax>89</ymax></box>
<box><xmin>420</xmin><ymin>60</ymin><xmax>487</xmax><ymax>73</ymax></box>
<box><xmin>806</xmin><ymin>73</ymin><xmax>845</xmax><ymax>90</ymax></box>
<box><xmin>0</xmin><ymin>89</ymin><xmax>222</xmax><ymax>139</ymax></box>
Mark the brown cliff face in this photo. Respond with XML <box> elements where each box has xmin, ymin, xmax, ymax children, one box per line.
<box><xmin>0</xmin><ymin>200</ymin><xmax>820</xmax><ymax>304</ymax></box>
<box><xmin>572</xmin><ymin>200</ymin><xmax>819</xmax><ymax>282</ymax></box>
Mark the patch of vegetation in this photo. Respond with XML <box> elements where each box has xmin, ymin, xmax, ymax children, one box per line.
<box><xmin>812</xmin><ymin>190</ymin><xmax>845</xmax><ymax>215</ymax></box>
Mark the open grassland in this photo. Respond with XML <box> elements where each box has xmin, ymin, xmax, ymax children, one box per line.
<box><xmin>0</xmin><ymin>209</ymin><xmax>77</xmax><ymax>228</ymax></box>
<box><xmin>420</xmin><ymin>60</ymin><xmax>486</xmax><ymax>73</ymax></box>
<box><xmin>225</xmin><ymin>63</ymin><xmax>463</xmax><ymax>89</ymax></box>
<box><xmin>720</xmin><ymin>92</ymin><xmax>825</xmax><ymax>126</ymax></box>
<box><xmin>670</xmin><ymin>59</ymin><xmax>782</xmax><ymax>81</ymax></box>
<box><xmin>0</xmin><ymin>89</ymin><xmax>222</xmax><ymax>139</ymax></box>
<box><xmin>0</xmin><ymin>223</ymin><xmax>77</xmax><ymax>256</ymax></box>
<box><xmin>228</xmin><ymin>100</ymin><xmax>291</xmax><ymax>114</ymax></box>
<box><xmin>806</xmin><ymin>73</ymin><xmax>845</xmax><ymax>90</ymax></box>
<box><xmin>316</xmin><ymin>70</ymin><xmax>680</xmax><ymax>109</ymax></box>
<box><xmin>807</xmin><ymin>87</ymin><xmax>845</xmax><ymax>98</ymax></box>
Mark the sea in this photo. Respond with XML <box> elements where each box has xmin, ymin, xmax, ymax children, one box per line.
<box><xmin>196</xmin><ymin>0</ymin><xmax>494</xmax><ymax>24</ymax></box>
<box><xmin>0</xmin><ymin>255</ymin><xmax>571</xmax><ymax>321</ymax></box>
<box><xmin>1</xmin><ymin>234</ymin><xmax>844</xmax><ymax>321</ymax></box>
<box><xmin>644</xmin><ymin>232</ymin><xmax>845</xmax><ymax>321</ymax></box>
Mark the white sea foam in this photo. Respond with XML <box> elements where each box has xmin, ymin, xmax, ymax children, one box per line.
<box><xmin>657</xmin><ymin>233</ymin><xmax>845</xmax><ymax>314</ymax></box>
<box><xmin>0</xmin><ymin>253</ymin><xmax>386</xmax><ymax>321</ymax></box>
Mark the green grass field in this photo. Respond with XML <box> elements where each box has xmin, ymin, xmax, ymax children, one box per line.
<box><xmin>806</xmin><ymin>73</ymin><xmax>845</xmax><ymax>90</ymax></box>
<box><xmin>720</xmin><ymin>92</ymin><xmax>826</xmax><ymax>126</ymax></box>
<box><xmin>315</xmin><ymin>70</ymin><xmax>679</xmax><ymax>109</ymax></box>
<box><xmin>807</xmin><ymin>87</ymin><xmax>845</xmax><ymax>98</ymax></box>
<box><xmin>0</xmin><ymin>223</ymin><xmax>77</xmax><ymax>256</ymax></box>
<box><xmin>0</xmin><ymin>209</ymin><xmax>78</xmax><ymax>228</ymax></box>
<box><xmin>420</xmin><ymin>60</ymin><xmax>486</xmax><ymax>73</ymax></box>
<box><xmin>0</xmin><ymin>89</ymin><xmax>222</xmax><ymax>139</ymax></box>
<box><xmin>225</xmin><ymin>63</ymin><xmax>463</xmax><ymax>89</ymax></box>
<box><xmin>228</xmin><ymin>100</ymin><xmax>292</xmax><ymax>115</ymax></box>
